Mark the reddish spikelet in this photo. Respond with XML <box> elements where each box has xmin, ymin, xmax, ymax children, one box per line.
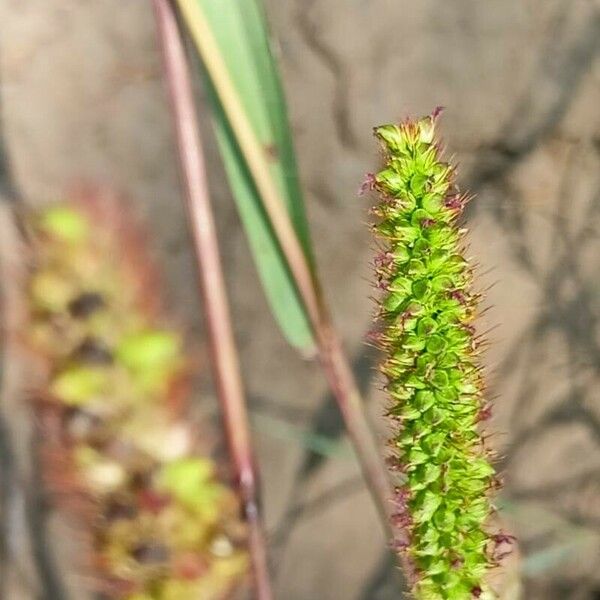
<box><xmin>24</xmin><ymin>192</ymin><xmax>249</xmax><ymax>599</ymax></box>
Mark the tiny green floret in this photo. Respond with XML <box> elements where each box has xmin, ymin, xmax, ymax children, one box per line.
<box><xmin>368</xmin><ymin>111</ymin><xmax>503</xmax><ymax>599</ymax></box>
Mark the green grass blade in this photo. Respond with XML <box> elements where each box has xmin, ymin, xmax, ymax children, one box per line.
<box><xmin>181</xmin><ymin>0</ymin><xmax>314</xmax><ymax>350</ymax></box>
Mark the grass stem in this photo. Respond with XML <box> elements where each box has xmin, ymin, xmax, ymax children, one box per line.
<box><xmin>152</xmin><ymin>2</ymin><xmax>272</xmax><ymax>597</ymax></box>
<box><xmin>175</xmin><ymin>0</ymin><xmax>393</xmax><ymax>538</ymax></box>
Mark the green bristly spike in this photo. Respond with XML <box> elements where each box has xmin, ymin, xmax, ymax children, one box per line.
<box><xmin>368</xmin><ymin>111</ymin><xmax>503</xmax><ymax>600</ymax></box>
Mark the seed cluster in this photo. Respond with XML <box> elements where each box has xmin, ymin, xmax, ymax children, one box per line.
<box><xmin>369</xmin><ymin>114</ymin><xmax>500</xmax><ymax>599</ymax></box>
<box><xmin>27</xmin><ymin>200</ymin><xmax>248</xmax><ymax>600</ymax></box>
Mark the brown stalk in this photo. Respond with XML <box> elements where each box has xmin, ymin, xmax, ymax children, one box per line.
<box><xmin>151</xmin><ymin>1</ymin><xmax>272</xmax><ymax>598</ymax></box>
<box><xmin>174</xmin><ymin>0</ymin><xmax>393</xmax><ymax>536</ymax></box>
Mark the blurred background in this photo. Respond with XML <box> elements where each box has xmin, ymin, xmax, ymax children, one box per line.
<box><xmin>1</xmin><ymin>1</ymin><xmax>599</xmax><ymax>599</ymax></box>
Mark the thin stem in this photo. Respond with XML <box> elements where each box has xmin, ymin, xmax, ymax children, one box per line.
<box><xmin>151</xmin><ymin>2</ymin><xmax>272</xmax><ymax>598</ymax></box>
<box><xmin>317</xmin><ymin>322</ymin><xmax>394</xmax><ymax>534</ymax></box>
<box><xmin>175</xmin><ymin>0</ymin><xmax>393</xmax><ymax>537</ymax></box>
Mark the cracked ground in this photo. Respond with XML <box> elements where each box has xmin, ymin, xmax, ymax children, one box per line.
<box><xmin>1</xmin><ymin>1</ymin><xmax>599</xmax><ymax>598</ymax></box>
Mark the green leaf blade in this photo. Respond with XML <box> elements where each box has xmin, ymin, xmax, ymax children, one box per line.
<box><xmin>183</xmin><ymin>0</ymin><xmax>315</xmax><ymax>350</ymax></box>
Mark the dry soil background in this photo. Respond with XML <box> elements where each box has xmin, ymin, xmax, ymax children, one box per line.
<box><xmin>1</xmin><ymin>1</ymin><xmax>600</xmax><ymax>599</ymax></box>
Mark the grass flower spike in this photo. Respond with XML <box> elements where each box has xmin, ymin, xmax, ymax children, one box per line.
<box><xmin>26</xmin><ymin>196</ymin><xmax>248</xmax><ymax>599</ymax></box>
<box><xmin>369</xmin><ymin>112</ymin><xmax>502</xmax><ymax>599</ymax></box>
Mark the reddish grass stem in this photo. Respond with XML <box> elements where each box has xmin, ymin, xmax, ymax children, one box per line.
<box><xmin>151</xmin><ymin>2</ymin><xmax>272</xmax><ymax>598</ymax></box>
<box><xmin>174</xmin><ymin>0</ymin><xmax>393</xmax><ymax>539</ymax></box>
